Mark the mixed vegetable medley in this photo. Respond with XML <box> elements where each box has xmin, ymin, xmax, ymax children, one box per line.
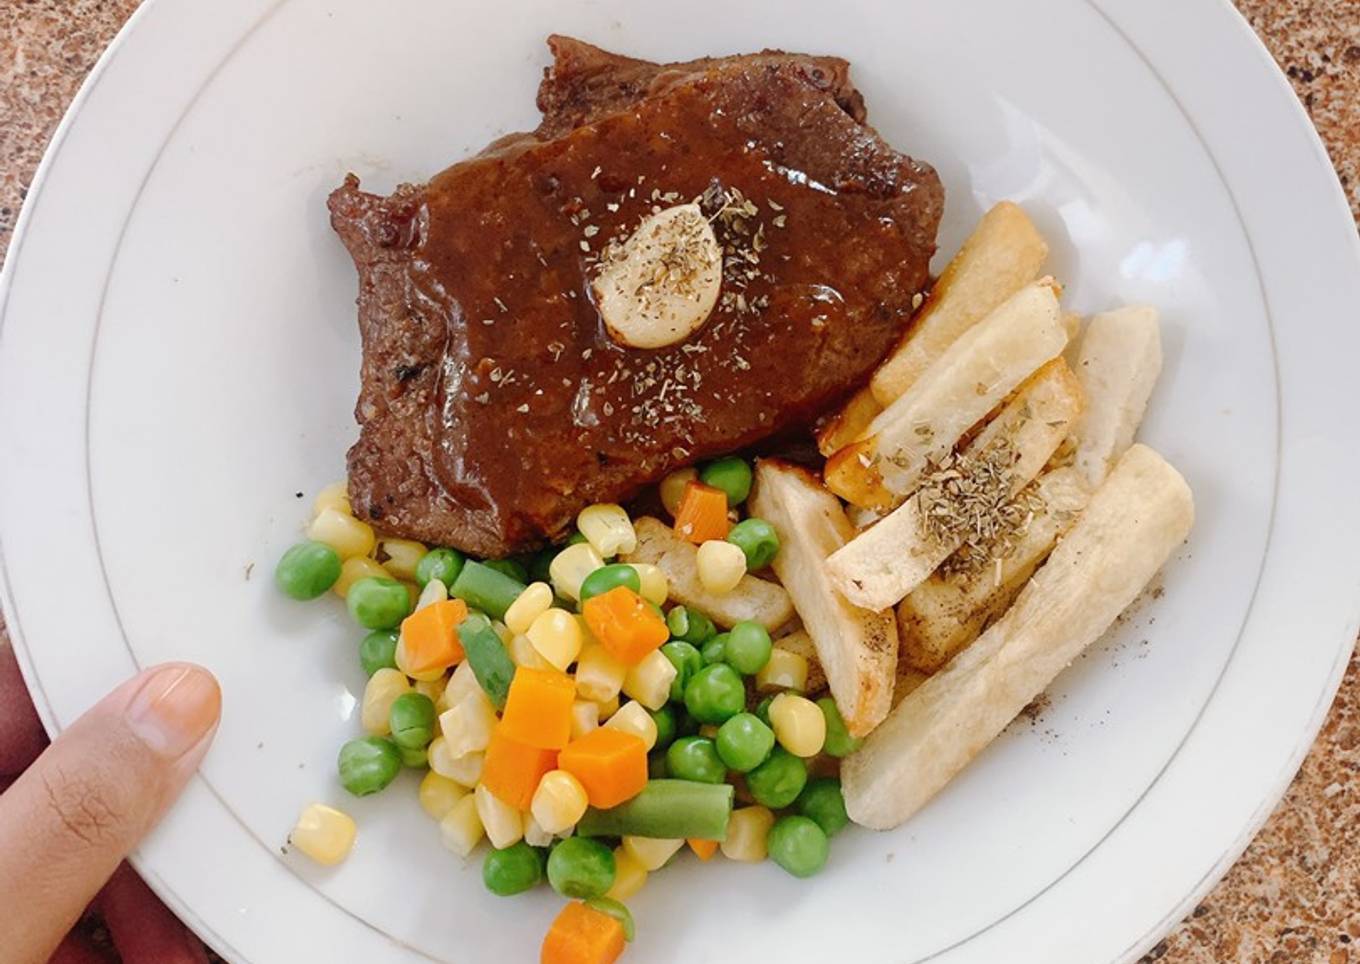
<box><xmin>275</xmin><ymin>458</ymin><xmax>858</xmax><ymax>962</ymax></box>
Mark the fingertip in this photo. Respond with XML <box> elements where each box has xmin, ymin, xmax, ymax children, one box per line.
<box><xmin>124</xmin><ymin>664</ymin><xmax>221</xmax><ymax>761</ymax></box>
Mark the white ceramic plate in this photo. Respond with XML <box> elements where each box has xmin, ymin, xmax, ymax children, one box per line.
<box><xmin>3</xmin><ymin>0</ymin><xmax>1359</xmax><ymax>961</ymax></box>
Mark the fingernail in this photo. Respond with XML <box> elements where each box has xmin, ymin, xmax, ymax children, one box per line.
<box><xmin>125</xmin><ymin>665</ymin><xmax>221</xmax><ymax>759</ymax></box>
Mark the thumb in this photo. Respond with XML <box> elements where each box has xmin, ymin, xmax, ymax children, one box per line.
<box><xmin>0</xmin><ymin>663</ymin><xmax>220</xmax><ymax>964</ymax></box>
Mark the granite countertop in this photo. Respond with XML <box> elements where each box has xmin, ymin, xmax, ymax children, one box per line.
<box><xmin>2</xmin><ymin>2</ymin><xmax>1358</xmax><ymax>961</ymax></box>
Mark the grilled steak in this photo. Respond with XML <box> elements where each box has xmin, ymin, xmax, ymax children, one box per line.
<box><xmin>329</xmin><ymin>38</ymin><xmax>943</xmax><ymax>557</ymax></box>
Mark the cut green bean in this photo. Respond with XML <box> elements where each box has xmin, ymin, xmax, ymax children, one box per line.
<box><xmin>450</xmin><ymin>561</ymin><xmax>527</xmax><ymax>621</ymax></box>
<box><xmin>457</xmin><ymin>613</ymin><xmax>516</xmax><ymax>709</ymax></box>
<box><xmin>575</xmin><ymin>779</ymin><xmax>733</xmax><ymax>841</ymax></box>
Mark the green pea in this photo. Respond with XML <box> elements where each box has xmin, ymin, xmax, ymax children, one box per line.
<box><xmin>398</xmin><ymin>744</ymin><xmax>428</xmax><ymax>769</ymax></box>
<box><xmin>359</xmin><ymin>630</ymin><xmax>399</xmax><ymax>676</ymax></box>
<box><xmin>585</xmin><ymin>897</ymin><xmax>636</xmax><ymax>942</ymax></box>
<box><xmin>566</xmin><ymin>530</ymin><xmax>588</xmax><ymax>546</ymax></box>
<box><xmin>724</xmin><ymin>621</ymin><xmax>772</xmax><ymax>675</ymax></box>
<box><xmin>726</xmin><ymin>518</ymin><xmax>780</xmax><ymax>570</ymax></box>
<box><xmin>665</xmin><ymin>736</ymin><xmax>726</xmax><ymax>784</ymax></box>
<box><xmin>683</xmin><ymin>663</ymin><xmax>746</xmax><ymax>724</ymax></box>
<box><xmin>753</xmin><ymin>694</ymin><xmax>775</xmax><ymax>726</ymax></box>
<box><xmin>388</xmin><ymin>692</ymin><xmax>437</xmax><ymax>749</ymax></box>
<box><xmin>666</xmin><ymin>606</ymin><xmax>716</xmax><ymax>645</ymax></box>
<box><xmin>701</xmin><ymin>634</ymin><xmax>729</xmax><ymax>666</ymax></box>
<box><xmin>579</xmin><ymin>563</ymin><xmax>642</xmax><ymax>602</ymax></box>
<box><xmin>337</xmin><ymin>736</ymin><xmax>401</xmax><ymax>796</ymax></box>
<box><xmin>699</xmin><ymin>457</ymin><xmax>752</xmax><ymax>505</ymax></box>
<box><xmin>715</xmin><ymin>712</ymin><xmax>775</xmax><ymax>772</ymax></box>
<box><xmin>648</xmin><ymin>705</ymin><xmax>678</xmax><ymax>751</ymax></box>
<box><xmin>528</xmin><ymin>546</ymin><xmax>559</xmax><ymax>583</ymax></box>
<box><xmin>546</xmin><ymin>837</ymin><xmax>615</xmax><ymax>899</ymax></box>
<box><xmin>484</xmin><ymin>558</ymin><xmax>529</xmax><ymax>583</ymax></box>
<box><xmin>275</xmin><ymin>541</ymin><xmax>343</xmax><ymax>600</ymax></box>
<box><xmin>798</xmin><ymin>778</ymin><xmax>849</xmax><ymax>837</ymax></box>
<box><xmin>483</xmin><ymin>841</ymin><xmax>544</xmax><ymax>896</ymax></box>
<box><xmin>817</xmin><ymin>697</ymin><xmax>863</xmax><ymax>758</ymax></box>
<box><xmin>746</xmin><ymin>747</ymin><xmax>807</xmax><ymax>809</ymax></box>
<box><xmin>648</xmin><ymin>752</ymin><xmax>669</xmax><ymax>780</ymax></box>
<box><xmin>346</xmin><ymin>577</ymin><xmax>412</xmax><ymax>630</ymax></box>
<box><xmin>660</xmin><ymin>641</ymin><xmax>704</xmax><ymax>701</ymax></box>
<box><xmin>767</xmin><ymin>815</ymin><xmax>829</xmax><ymax>878</ymax></box>
<box><xmin>416</xmin><ymin>548</ymin><xmax>465</xmax><ymax>588</ymax></box>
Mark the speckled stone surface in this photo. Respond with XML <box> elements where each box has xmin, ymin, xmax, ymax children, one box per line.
<box><xmin>1</xmin><ymin>2</ymin><xmax>1357</xmax><ymax>961</ymax></box>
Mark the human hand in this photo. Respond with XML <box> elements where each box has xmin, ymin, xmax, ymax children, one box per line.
<box><xmin>0</xmin><ymin>637</ymin><xmax>221</xmax><ymax>963</ymax></box>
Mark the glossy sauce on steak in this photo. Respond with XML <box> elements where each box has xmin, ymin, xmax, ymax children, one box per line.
<box><xmin>330</xmin><ymin>39</ymin><xmax>943</xmax><ymax>557</ymax></box>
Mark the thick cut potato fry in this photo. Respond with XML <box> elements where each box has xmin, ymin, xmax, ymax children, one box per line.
<box><xmin>816</xmin><ymin>386</ymin><xmax>882</xmax><ymax>457</ymax></box>
<box><xmin>748</xmin><ymin>460</ymin><xmax>898</xmax><ymax>737</ymax></box>
<box><xmin>897</xmin><ymin>467</ymin><xmax>1090</xmax><ymax>673</ymax></box>
<box><xmin>891</xmin><ymin>666</ymin><xmax>931</xmax><ymax>708</ymax></box>
<box><xmin>825</xmin><ymin>280</ymin><xmax>1067</xmax><ymax>509</ymax></box>
<box><xmin>870</xmin><ymin>202</ymin><xmax>1049</xmax><ymax>406</ymax></box>
<box><xmin>843</xmin><ymin>444</ymin><xmax>1194</xmax><ymax>830</ymax></box>
<box><xmin>1071</xmin><ymin>305</ymin><xmax>1162</xmax><ymax>488</ymax></box>
<box><xmin>622</xmin><ymin>517</ymin><xmax>793</xmax><ymax>631</ymax></box>
<box><xmin>826</xmin><ymin>359</ymin><xmax>1084</xmax><ymax>611</ymax></box>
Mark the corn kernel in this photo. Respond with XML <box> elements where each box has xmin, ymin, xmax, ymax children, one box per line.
<box><xmin>696</xmin><ymin>540</ymin><xmax>746</xmax><ymax>594</ymax></box>
<box><xmin>622</xmin><ymin>649</ymin><xmax>677</xmax><ymax>711</ymax></box>
<box><xmin>755</xmin><ymin>647</ymin><xmax>809</xmax><ymax>692</ymax></box>
<box><xmin>769</xmin><ymin>693</ymin><xmax>826</xmax><ymax>757</ymax></box>
<box><xmin>550</xmin><ymin>542</ymin><xmax>605</xmax><ymax>601</ymax></box>
<box><xmin>527</xmin><ymin>607</ymin><xmax>583</xmax><ymax>671</ymax></box>
<box><xmin>606</xmin><ymin>846</ymin><xmax>648</xmax><ymax>900</ymax></box>
<box><xmin>660</xmin><ymin>467</ymin><xmax>699</xmax><ymax>518</ymax></box>
<box><xmin>577</xmin><ymin>504</ymin><xmax>637</xmax><ymax>557</ymax></box>
<box><xmin>491</xmin><ymin>620</ymin><xmax>511</xmax><ymax>643</ymax></box>
<box><xmin>290</xmin><ymin>803</ymin><xmax>356</xmax><ymax>867</ymax></box>
<box><xmin>379</xmin><ymin>538</ymin><xmax>426</xmax><ymax>581</ymax></box>
<box><xmin>629</xmin><ymin>563</ymin><xmax>669</xmax><ymax>606</ymax></box>
<box><xmin>597</xmin><ymin>694</ymin><xmax>620</xmax><ymax>720</ymax></box>
<box><xmin>428</xmin><ymin>737</ymin><xmax>484</xmax><ymax>786</ymax></box>
<box><xmin>509</xmin><ymin>633</ymin><xmax>551</xmax><ymax>670</ymax></box>
<box><xmin>505</xmin><ymin>581</ymin><xmax>554</xmax><ymax>635</ymax></box>
<box><xmin>531</xmin><ymin>770</ymin><xmax>590</xmax><ymax>835</ymax></box>
<box><xmin>622</xmin><ymin>835</ymin><xmax>683</xmax><ymax>871</ymax></box>
<box><xmin>414</xmin><ymin>577</ymin><xmax>448</xmax><ymax>611</ymax></box>
<box><xmin>413</xmin><ymin>672</ymin><xmax>449</xmax><ymax>706</ymax></box>
<box><xmin>475</xmin><ymin>784</ymin><xmax>524</xmax><ymax>849</ymax></box>
<box><xmin>721</xmin><ymin>806</ymin><xmax>774</xmax><ymax>862</ymax></box>
<box><xmin>439</xmin><ymin>793</ymin><xmax>484</xmax><ymax>857</ymax></box>
<box><xmin>418</xmin><ymin>771</ymin><xmax>467</xmax><ymax>821</ymax></box>
<box><xmin>361</xmin><ymin>668</ymin><xmax>411</xmax><ymax>735</ymax></box>
<box><xmin>395</xmin><ymin>636</ymin><xmax>446</xmax><ymax>682</ymax></box>
<box><xmin>438</xmin><ymin>690</ymin><xmax>497</xmax><ymax>758</ymax></box>
<box><xmin>313</xmin><ymin>481</ymin><xmax>352</xmax><ymax>517</ymax></box>
<box><xmin>524</xmin><ymin>812</ymin><xmax>555</xmax><ymax>848</ymax></box>
<box><xmin>308</xmin><ymin>507</ymin><xmax>376</xmax><ymax>560</ymax></box>
<box><xmin>441</xmin><ymin>661</ymin><xmax>482</xmax><ymax>712</ymax></box>
<box><xmin>604</xmin><ymin>700</ymin><xmax>658</xmax><ymax>750</ymax></box>
<box><xmin>571</xmin><ymin>700</ymin><xmax>600</xmax><ymax>740</ymax></box>
<box><xmin>332</xmin><ymin>556</ymin><xmax>390</xmax><ymax>598</ymax></box>
<box><xmin>575</xmin><ymin>642</ymin><xmax>626</xmax><ymax>703</ymax></box>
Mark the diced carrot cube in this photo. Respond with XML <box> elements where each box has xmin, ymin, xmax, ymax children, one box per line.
<box><xmin>541</xmin><ymin>901</ymin><xmax>625</xmax><ymax>964</ymax></box>
<box><xmin>557</xmin><ymin>727</ymin><xmax>648</xmax><ymax>809</ymax></box>
<box><xmin>499</xmin><ymin>666</ymin><xmax>576</xmax><ymax>750</ymax></box>
<box><xmin>688</xmin><ymin>838</ymin><xmax>719</xmax><ymax>861</ymax></box>
<box><xmin>581</xmin><ymin>586</ymin><xmax>669</xmax><ymax>667</ymax></box>
<box><xmin>482</xmin><ymin>726</ymin><xmax>557</xmax><ymax>810</ymax></box>
<box><xmin>672</xmin><ymin>481</ymin><xmax>730</xmax><ymax>544</ymax></box>
<box><xmin>398</xmin><ymin>599</ymin><xmax>468</xmax><ymax>674</ymax></box>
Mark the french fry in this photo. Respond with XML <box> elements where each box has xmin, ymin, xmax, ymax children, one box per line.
<box><xmin>825</xmin><ymin>279</ymin><xmax>1067</xmax><ymax>509</ymax></box>
<box><xmin>816</xmin><ymin>386</ymin><xmax>882</xmax><ymax>457</ymax></box>
<box><xmin>1071</xmin><ymin>305</ymin><xmax>1162</xmax><ymax>488</ymax></box>
<box><xmin>622</xmin><ymin>517</ymin><xmax>794</xmax><ymax>631</ymax></box>
<box><xmin>869</xmin><ymin>202</ymin><xmax>1049</xmax><ymax>406</ymax></box>
<box><xmin>748</xmin><ymin>460</ymin><xmax>898</xmax><ymax>738</ymax></box>
<box><xmin>826</xmin><ymin>359</ymin><xmax>1084</xmax><ymax>611</ymax></box>
<box><xmin>897</xmin><ymin>467</ymin><xmax>1091</xmax><ymax>673</ymax></box>
<box><xmin>842</xmin><ymin>444</ymin><xmax>1194</xmax><ymax>829</ymax></box>
<box><xmin>891</xmin><ymin>666</ymin><xmax>931</xmax><ymax>708</ymax></box>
